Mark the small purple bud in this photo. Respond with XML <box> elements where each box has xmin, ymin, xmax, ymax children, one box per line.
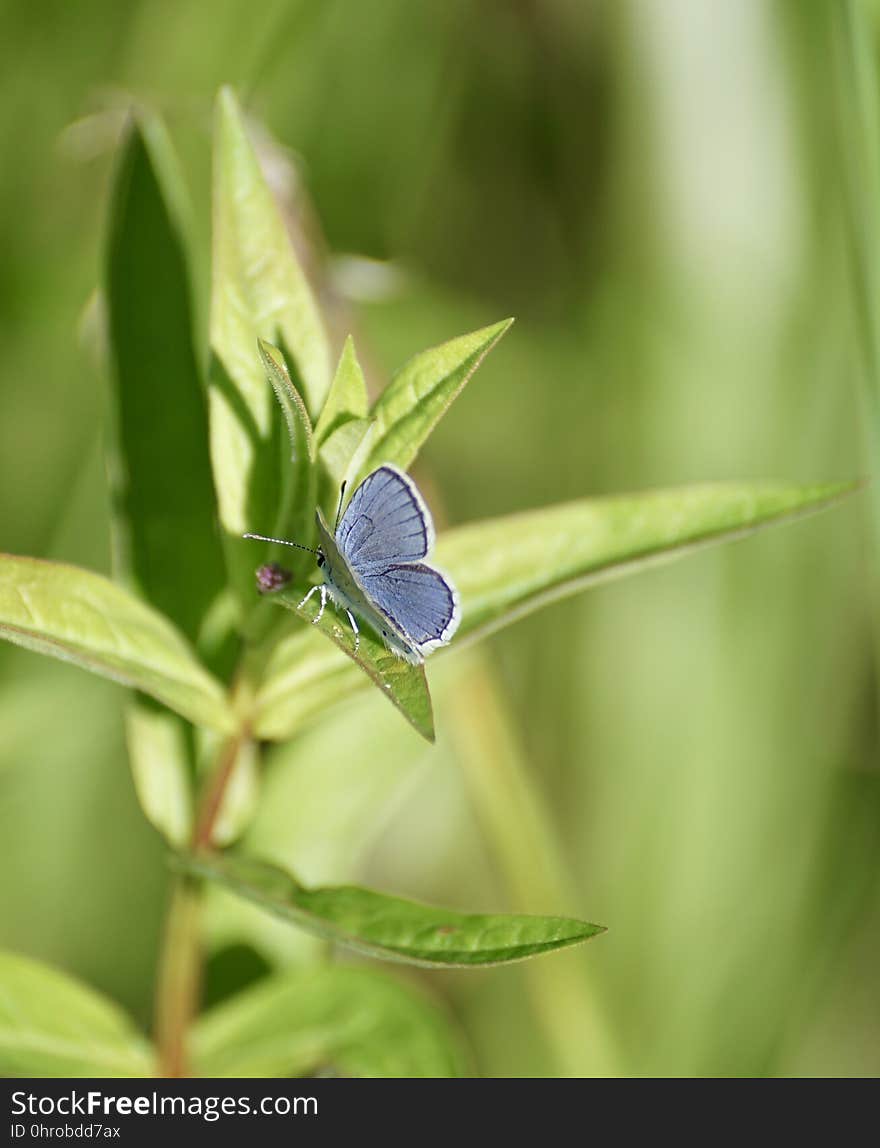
<box><xmin>256</xmin><ymin>562</ymin><xmax>292</xmax><ymax>595</ymax></box>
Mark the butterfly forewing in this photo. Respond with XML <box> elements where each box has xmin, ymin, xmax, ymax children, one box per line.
<box><xmin>337</xmin><ymin>465</ymin><xmax>433</xmax><ymax>569</ymax></box>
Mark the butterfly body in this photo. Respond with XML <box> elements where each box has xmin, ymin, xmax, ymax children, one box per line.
<box><xmin>310</xmin><ymin>465</ymin><xmax>460</xmax><ymax>664</ymax></box>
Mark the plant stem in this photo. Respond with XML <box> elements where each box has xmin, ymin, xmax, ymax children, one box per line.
<box><xmin>153</xmin><ymin>689</ymin><xmax>254</xmax><ymax>1075</ymax></box>
<box><xmin>154</xmin><ymin>873</ymin><xmax>202</xmax><ymax>1077</ymax></box>
<box><xmin>192</xmin><ymin>723</ymin><xmax>252</xmax><ymax>851</ymax></box>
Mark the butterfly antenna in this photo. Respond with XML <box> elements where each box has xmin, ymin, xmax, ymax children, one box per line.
<box><xmin>334</xmin><ymin>481</ymin><xmax>348</xmax><ymax>533</ymax></box>
<box><xmin>243</xmin><ymin>532</ymin><xmax>318</xmax><ymax>555</ymax></box>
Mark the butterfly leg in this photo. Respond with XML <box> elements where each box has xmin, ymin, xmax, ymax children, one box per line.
<box><xmin>297</xmin><ymin>584</ymin><xmax>320</xmax><ymax>609</ymax></box>
<box><xmin>297</xmin><ymin>582</ymin><xmax>328</xmax><ymax>623</ymax></box>
<box><xmin>315</xmin><ymin>584</ymin><xmax>328</xmax><ymax>623</ymax></box>
<box><xmin>344</xmin><ymin>608</ymin><xmax>360</xmax><ymax>654</ymax></box>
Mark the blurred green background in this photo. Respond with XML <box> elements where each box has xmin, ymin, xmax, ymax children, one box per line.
<box><xmin>1</xmin><ymin>0</ymin><xmax>879</xmax><ymax>1076</ymax></box>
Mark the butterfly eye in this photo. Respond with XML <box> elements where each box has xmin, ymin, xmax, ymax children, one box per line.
<box><xmin>316</xmin><ymin>550</ymin><xmax>325</xmax><ymax>569</ymax></box>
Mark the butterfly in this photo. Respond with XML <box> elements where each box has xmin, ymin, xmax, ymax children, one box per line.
<box><xmin>245</xmin><ymin>465</ymin><xmax>460</xmax><ymax>664</ymax></box>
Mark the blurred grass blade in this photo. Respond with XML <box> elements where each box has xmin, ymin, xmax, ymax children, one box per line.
<box><xmin>835</xmin><ymin>3</ymin><xmax>880</xmax><ymax>465</ymax></box>
<box><xmin>265</xmin><ymin>587</ymin><xmax>434</xmax><ymax>742</ymax></box>
<box><xmin>447</xmin><ymin>650</ymin><xmax>620</xmax><ymax>1076</ymax></box>
<box><xmin>209</xmin><ymin>86</ymin><xmax>330</xmax><ymax>598</ymax></box>
<box><xmin>314</xmin><ymin>335</ymin><xmax>369</xmax><ymax>444</ymax></box>
<box><xmin>105</xmin><ymin>114</ymin><xmax>226</xmax><ymax>646</ymax></box>
<box><xmin>194</xmin><ymin>964</ymin><xmax>467</xmax><ymax>1077</ymax></box>
<box><xmin>0</xmin><ymin>951</ymin><xmax>153</xmax><ymax>1076</ymax></box>
<box><xmin>252</xmin><ymin>480</ymin><xmax>855</xmax><ymax>741</ymax></box>
<box><xmin>437</xmin><ymin>481</ymin><xmax>857</xmax><ymax>645</ymax></box>
<box><xmin>257</xmin><ymin>339</ymin><xmax>316</xmax><ymax>559</ymax></box>
<box><xmin>0</xmin><ymin>555</ymin><xmax>233</xmax><ymax>732</ymax></box>
<box><xmin>359</xmin><ymin>318</ymin><xmax>513</xmax><ymax>479</ymax></box>
<box><xmin>181</xmin><ymin>854</ymin><xmax>604</xmax><ymax>966</ymax></box>
<box><xmin>125</xmin><ymin>697</ymin><xmax>193</xmax><ymax>848</ymax></box>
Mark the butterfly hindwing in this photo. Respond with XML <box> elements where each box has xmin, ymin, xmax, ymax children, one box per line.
<box><xmin>337</xmin><ymin>465</ymin><xmax>434</xmax><ymax>570</ymax></box>
<box><xmin>359</xmin><ymin>562</ymin><xmax>460</xmax><ymax>655</ymax></box>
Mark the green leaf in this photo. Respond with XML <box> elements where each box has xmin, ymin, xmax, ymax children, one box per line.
<box><xmin>251</xmin><ymin>480</ymin><xmax>854</xmax><ymax>742</ymax></box>
<box><xmin>105</xmin><ymin>114</ymin><xmax>226</xmax><ymax>645</ymax></box>
<box><xmin>208</xmin><ymin>87</ymin><xmax>330</xmax><ymax>597</ymax></box>
<box><xmin>436</xmin><ymin>480</ymin><xmax>859</xmax><ymax>645</ymax></box>
<box><xmin>315</xmin><ymin>335</ymin><xmax>369</xmax><ymax>444</ymax></box>
<box><xmin>358</xmin><ymin>318</ymin><xmax>513</xmax><ymax>480</ymax></box>
<box><xmin>252</xmin><ymin>626</ymin><xmax>362</xmax><ymax>742</ymax></box>
<box><xmin>265</xmin><ymin>587</ymin><xmax>435</xmax><ymax>743</ymax></box>
<box><xmin>125</xmin><ymin>697</ymin><xmax>193</xmax><ymax>848</ymax></box>
<box><xmin>319</xmin><ymin>416</ymin><xmax>373</xmax><ymax>492</ymax></box>
<box><xmin>0</xmin><ymin>554</ymin><xmax>233</xmax><ymax>732</ymax></box>
<box><xmin>193</xmin><ymin>965</ymin><xmax>467</xmax><ymax>1077</ymax></box>
<box><xmin>211</xmin><ymin>87</ymin><xmax>330</xmax><ymax>419</ymax></box>
<box><xmin>257</xmin><ymin>339</ymin><xmax>316</xmax><ymax>561</ymax></box>
<box><xmin>0</xmin><ymin>950</ymin><xmax>153</xmax><ymax>1076</ymax></box>
<box><xmin>205</xmin><ymin>688</ymin><xmax>430</xmax><ymax>967</ymax></box>
<box><xmin>180</xmin><ymin>854</ymin><xmax>604</xmax><ymax>967</ymax></box>
<box><xmin>314</xmin><ymin>338</ymin><xmax>373</xmax><ymax>507</ymax></box>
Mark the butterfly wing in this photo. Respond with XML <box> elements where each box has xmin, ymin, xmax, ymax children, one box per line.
<box><xmin>359</xmin><ymin>562</ymin><xmax>460</xmax><ymax>657</ymax></box>
<box><xmin>337</xmin><ymin>465</ymin><xmax>434</xmax><ymax>570</ymax></box>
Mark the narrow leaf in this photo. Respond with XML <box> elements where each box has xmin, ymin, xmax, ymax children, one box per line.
<box><xmin>125</xmin><ymin>697</ymin><xmax>193</xmax><ymax>848</ymax></box>
<box><xmin>257</xmin><ymin>339</ymin><xmax>315</xmax><ymax>463</ymax></box>
<box><xmin>211</xmin><ymin>87</ymin><xmax>330</xmax><ymax>417</ymax></box>
<box><xmin>251</xmin><ymin>480</ymin><xmax>855</xmax><ymax>742</ymax></box>
<box><xmin>359</xmin><ymin>318</ymin><xmax>513</xmax><ymax>479</ymax></box>
<box><xmin>314</xmin><ymin>336</ymin><xmax>369</xmax><ymax>444</ymax></box>
<box><xmin>209</xmin><ymin>87</ymin><xmax>330</xmax><ymax>597</ymax></box>
<box><xmin>105</xmin><ymin>114</ymin><xmax>226</xmax><ymax>644</ymax></box>
<box><xmin>252</xmin><ymin>626</ymin><xmax>362</xmax><ymax>742</ymax></box>
<box><xmin>257</xmin><ymin>339</ymin><xmax>316</xmax><ymax>559</ymax></box>
<box><xmin>180</xmin><ymin>854</ymin><xmax>604</xmax><ymax>967</ymax></box>
<box><xmin>0</xmin><ymin>950</ymin><xmax>153</xmax><ymax>1077</ymax></box>
<box><xmin>436</xmin><ymin>481</ymin><xmax>859</xmax><ymax>645</ymax></box>
<box><xmin>266</xmin><ymin>588</ymin><xmax>434</xmax><ymax>743</ymax></box>
<box><xmin>0</xmin><ymin>555</ymin><xmax>233</xmax><ymax>732</ymax></box>
<box><xmin>194</xmin><ymin>965</ymin><xmax>467</xmax><ymax>1077</ymax></box>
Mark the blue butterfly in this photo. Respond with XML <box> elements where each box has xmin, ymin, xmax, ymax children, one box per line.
<box><xmin>246</xmin><ymin>465</ymin><xmax>460</xmax><ymax>664</ymax></box>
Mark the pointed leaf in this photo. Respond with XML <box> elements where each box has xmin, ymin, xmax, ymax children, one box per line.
<box><xmin>358</xmin><ymin>318</ymin><xmax>512</xmax><ymax>479</ymax></box>
<box><xmin>211</xmin><ymin>87</ymin><xmax>330</xmax><ymax>418</ymax></box>
<box><xmin>315</xmin><ymin>336</ymin><xmax>369</xmax><ymax>444</ymax></box>
<box><xmin>0</xmin><ymin>554</ymin><xmax>233</xmax><ymax>732</ymax></box>
<box><xmin>180</xmin><ymin>854</ymin><xmax>604</xmax><ymax>967</ymax></box>
<box><xmin>262</xmin><ymin>588</ymin><xmax>434</xmax><ymax>743</ymax></box>
<box><xmin>208</xmin><ymin>88</ymin><xmax>330</xmax><ymax>597</ymax></box>
<box><xmin>257</xmin><ymin>339</ymin><xmax>316</xmax><ymax>561</ymax></box>
<box><xmin>105</xmin><ymin>114</ymin><xmax>226</xmax><ymax>644</ymax></box>
<box><xmin>0</xmin><ymin>951</ymin><xmax>153</xmax><ymax>1076</ymax></box>
<box><xmin>436</xmin><ymin>480</ymin><xmax>859</xmax><ymax>645</ymax></box>
<box><xmin>319</xmin><ymin>416</ymin><xmax>373</xmax><ymax>491</ymax></box>
<box><xmin>193</xmin><ymin>965</ymin><xmax>467</xmax><ymax>1077</ymax></box>
<box><xmin>251</xmin><ymin>480</ymin><xmax>855</xmax><ymax>741</ymax></box>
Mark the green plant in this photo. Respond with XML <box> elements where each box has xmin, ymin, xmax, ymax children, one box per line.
<box><xmin>0</xmin><ymin>88</ymin><xmax>856</xmax><ymax>1078</ymax></box>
